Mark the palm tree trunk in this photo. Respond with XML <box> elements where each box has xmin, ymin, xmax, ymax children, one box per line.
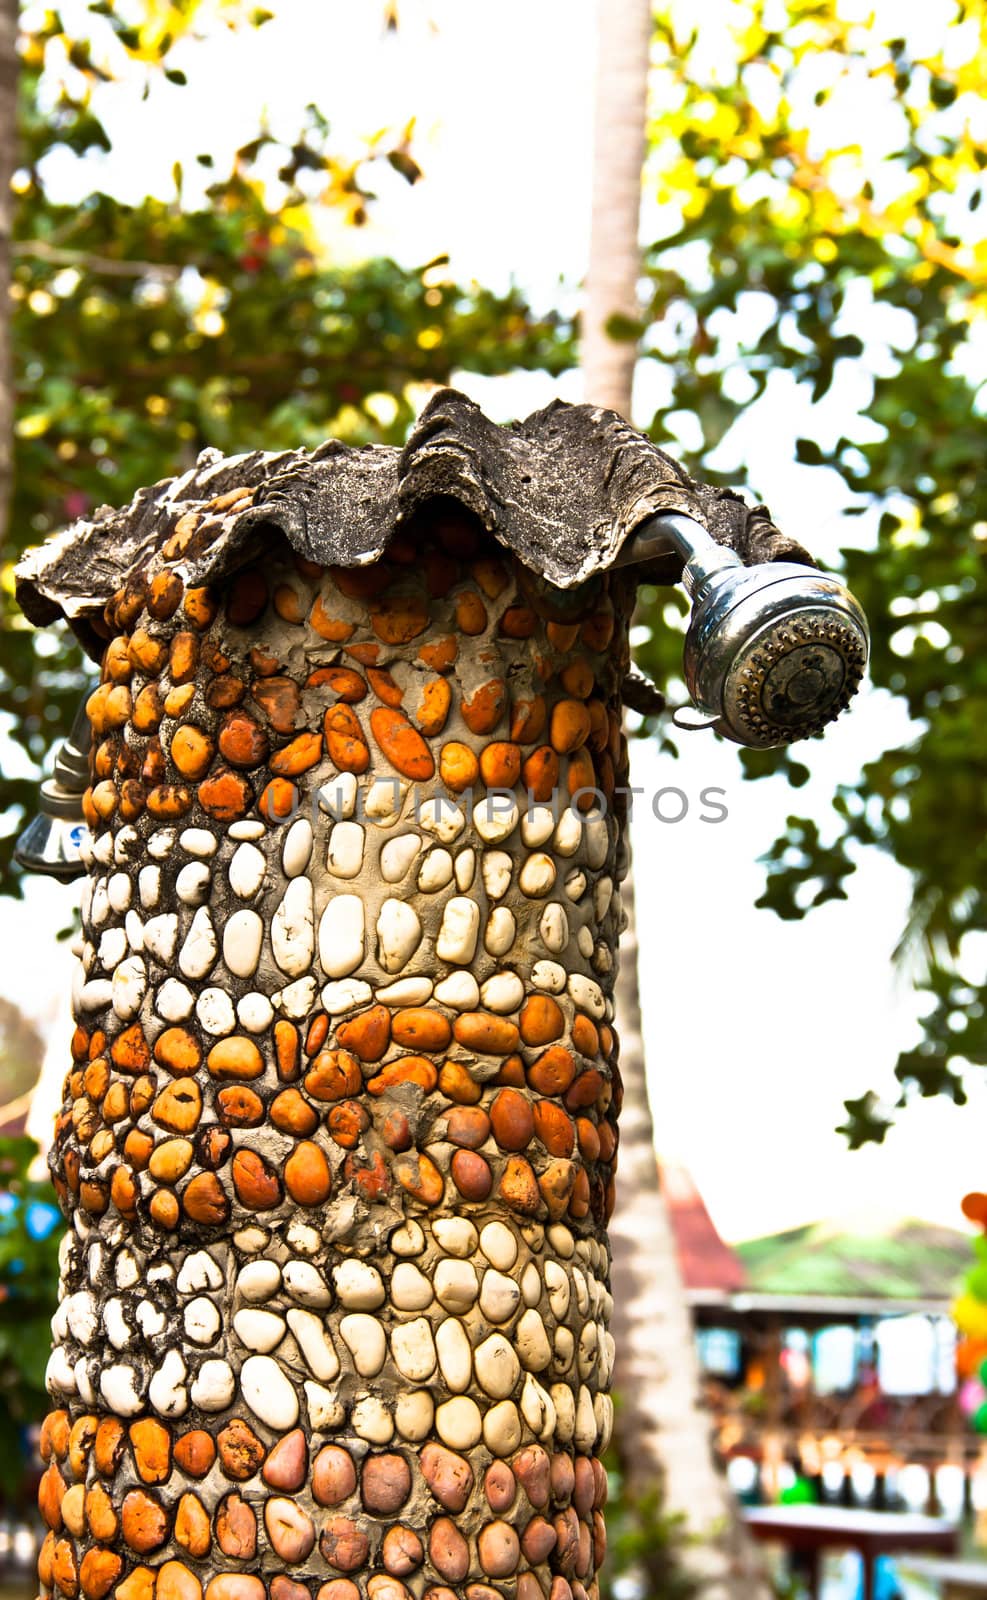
<box><xmin>610</xmin><ymin>875</ymin><xmax>771</xmax><ymax>1597</ymax></box>
<box><xmin>583</xmin><ymin>5</ymin><xmax>771</xmax><ymax>1595</ymax></box>
<box><xmin>582</xmin><ymin>0</ymin><xmax>651</xmax><ymax>413</ymax></box>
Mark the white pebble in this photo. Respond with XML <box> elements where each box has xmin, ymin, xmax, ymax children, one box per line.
<box><xmin>519</xmin><ymin>852</ymin><xmax>557</xmax><ymax>898</ymax></box>
<box><xmin>45</xmin><ymin>1347</ymin><xmax>77</xmax><ymax>1397</ymax></box>
<box><xmin>436</xmin><ymin>1395</ymin><xmax>482</xmax><ymax>1450</ymax></box>
<box><xmin>178</xmin><ymin>1250</ymin><xmax>224</xmax><ymax>1294</ymax></box>
<box><xmin>481</xmin><ymin>851</ymin><xmax>513</xmax><ymax>900</ymax></box>
<box><xmin>521</xmin><ymin>1261</ymin><xmax>543</xmax><ymax>1306</ymax></box>
<box><xmin>548</xmin><ymin>1223</ymin><xmax>576</xmax><ymax>1259</ymax></box>
<box><xmin>98</xmin><ymin>927</ymin><xmax>127</xmax><ymax>969</ymax></box>
<box><xmin>545</xmin><ymin>1261</ymin><xmax>571</xmax><ymax>1320</ymax></box>
<box><xmin>321</xmin><ymin>979</ymin><xmax>373</xmax><ymax>1014</ymax></box>
<box><xmin>391</xmin><ymin>1263</ymin><xmax>434</xmax><ymax>1311</ymax></box>
<box><xmin>376</xmin><ymin>899</ymin><xmax>422</xmax><ymax>973</ymax></box>
<box><xmin>78</xmin><ymin>972</ymin><xmax>111</xmax><ymax>1011</ymax></box>
<box><xmin>418</xmin><ymin>848</ymin><xmax>453</xmax><ymax>892</ymax></box>
<box><xmin>565</xmin><ymin>868</ymin><xmax>588</xmax><ymax>901</ymax></box>
<box><xmin>233</xmin><ymin>1308</ymin><xmax>286</xmax><ymax>1353</ymax></box>
<box><xmin>454</xmin><ymin>847</ymin><xmax>476</xmax><ymax>890</ymax></box>
<box><xmin>237</xmin><ymin>992</ymin><xmax>274</xmax><ymax>1033</ymax></box>
<box><xmin>286</xmin><ymin>1309</ymin><xmax>340</xmax><ymax>1381</ymax></box>
<box><xmin>229</xmin><ymin>842</ymin><xmax>267</xmax><ymax>898</ymax></box>
<box><xmin>104</xmin><ymin>1300</ymin><xmax>132</xmax><ymax>1349</ymax></box>
<box><xmin>584</xmin><ymin>813</ymin><xmax>610</xmax><ymax>867</ymax></box>
<box><xmin>236</xmin><ymin>1261</ymin><xmax>282</xmax><ymax>1303</ymax></box>
<box><xmin>241</xmin><ymin>1354</ymin><xmax>299</xmax><ymax>1429</ymax></box>
<box><xmin>475</xmin><ymin>1333</ymin><xmax>520</xmax><ymax>1399</ymax></box>
<box><xmin>318</xmin><ymin>773</ymin><xmax>357</xmax><ymax>820</ymax></box>
<box><xmin>390</xmin><ymin>1220</ymin><xmax>425</xmax><ymax>1257</ymax></box>
<box><xmin>196</xmin><ymin>986</ymin><xmax>236</xmax><ymax>1037</ymax></box>
<box><xmin>144</xmin><ymin>912</ymin><xmax>179</xmax><ymax>965</ymax></box>
<box><xmin>521</xmin><ymin>806</ymin><xmax>556</xmax><ymax>847</ymax></box>
<box><xmin>390</xmin><ymin>1317</ymin><xmax>437</xmax><ymax>1382</ymax></box>
<box><xmin>276</xmin><ymin>976</ymin><xmax>319</xmax><ymax>1017</ymax></box>
<box><xmin>99</xmin><ymin>1363</ymin><xmax>143</xmax><ymax>1417</ymax></box>
<box><xmin>223</xmin><ymin>909</ymin><xmax>264</xmax><ymax>978</ymax></box>
<box><xmin>574</xmin><ymin>1383</ymin><xmax>597</xmax><ymax>1451</ymax></box>
<box><xmin>379</xmin><ymin>833</ymin><xmax>422</xmax><ymax>882</ymax></box>
<box><xmin>480</xmin><ymin>1222</ymin><xmax>518</xmax><ymax>1271</ymax></box>
<box><xmin>568</xmin><ymin>972</ymin><xmax>606</xmax><ymax>1017</ymax></box>
<box><xmin>532</xmin><ymin>959</ymin><xmax>566</xmax><ymax>993</ymax></box>
<box><xmin>178</xmin><ymin>907</ymin><xmax>217</xmax><ymax>980</ymax></box>
<box><xmin>333</xmin><ymin>1259</ymin><xmax>384</xmax><ymax>1309</ymax></box>
<box><xmin>283</xmin><ymin>1261</ymin><xmax>332</xmax><ymax>1307</ymax></box>
<box><xmin>483</xmin><ymin>1400</ymin><xmax>522</xmax><ymax>1456</ymax></box>
<box><xmin>433</xmin><ymin>1217</ymin><xmax>479</xmax><ymax>1257</ymax></box>
<box><xmin>180</xmin><ymin>827</ymin><xmax>217</xmax><ymax>857</ymax></box>
<box><xmin>375</xmin><ymin>976</ymin><xmax>433</xmax><ymax>1006</ymax></box>
<box><xmin>484</xmin><ymin>907</ymin><xmax>516</xmax><ymax>956</ymax></box>
<box><xmin>228</xmin><ymin>820</ymin><xmax>266</xmax><ymax>840</ymax></box>
<box><xmin>577</xmin><ymin>926</ymin><xmax>594</xmax><ymax>958</ymax></box>
<box><xmin>305</xmin><ymin>1382</ymin><xmax>346</xmax><ymax>1432</ymax></box>
<box><xmin>351</xmin><ymin>1395</ymin><xmax>393</xmax><ymax>1443</ymax></box>
<box><xmin>436</xmin><ymin>897</ymin><xmax>480</xmax><ymax>965</ymax></box>
<box><xmin>417</xmin><ymin>797</ymin><xmax>465</xmax><ymax>843</ymax></box>
<box><xmin>594</xmin><ymin>875</ymin><xmax>614</xmax><ymax>920</ymax></box>
<box><xmin>319</xmin><ymin>893</ymin><xmax>365</xmax><ymax>978</ymax></box>
<box><xmin>481</xmin><ymin>972</ymin><xmax>524</xmax><ymax>1014</ymax></box>
<box><xmin>554</xmin><ymin>807</ymin><xmax>583</xmax><ymax>856</ymax></box>
<box><xmin>554</xmin><ymin>1327</ymin><xmax>575</xmax><ymax>1374</ymax></box>
<box><xmin>274</xmin><ymin>877</ymin><xmax>316</xmax><ymax>977</ymax></box>
<box><xmin>138</xmin><ymin>865</ymin><xmax>161</xmax><ymax>909</ymax></box>
<box><xmin>147</xmin><ymin>828</ymin><xmax>176</xmax><ymax>859</ymax></box>
<box><xmin>282</xmin><ymin>817</ymin><xmax>314</xmax><ymax>877</ymax></box>
<box><xmin>435</xmin><ymin>1318</ymin><xmax>473</xmax><ymax>1393</ymax></box>
<box><xmin>479</xmin><ymin>1270</ymin><xmax>521</xmax><ymax>1324</ymax></box>
<box><xmin>364</xmin><ymin>777</ymin><xmax>408</xmax><ymax>824</ymax></box>
<box><xmin>125</xmin><ymin>911</ymin><xmax>144</xmax><ymax>953</ymax></box>
<box><xmin>339</xmin><ymin>1313</ymin><xmax>387</xmax><ymax>1377</ymax></box>
<box><xmin>148</xmin><ymin>1348</ymin><xmax>188</xmax><ymax>1418</ymax></box>
<box><xmin>107</xmin><ymin>872</ymin><xmax>132</xmax><ymax>913</ymax></box>
<box><xmin>540</xmin><ymin>904</ymin><xmax>569</xmax><ymax>954</ymax></box>
<box><xmin>326</xmin><ymin>821</ymin><xmax>365</xmax><ymax>879</ymax></box>
<box><xmin>434</xmin><ymin>1259</ymin><xmax>479</xmax><ymax>1313</ymax></box>
<box><xmin>286</xmin><ymin>1219</ymin><xmax>321</xmax><ymax>1255</ymax></box>
<box><xmin>552</xmin><ymin>1383</ymin><xmax>576</xmax><ymax>1444</ymax></box>
<box><xmin>112</xmin><ymin>957</ymin><xmax>146</xmax><ymax>1021</ymax></box>
<box><xmin>516</xmin><ymin>1308</ymin><xmax>553</xmax><ymax>1371</ymax></box>
<box><xmin>176</xmin><ymin>861</ymin><xmax>211</xmax><ymax>906</ymax></box>
<box><xmin>113</xmin><ymin>825</ymin><xmax>139</xmax><ymax>863</ymax></box>
<box><xmin>434</xmin><ymin>972</ymin><xmax>480</xmax><ymax>1010</ymax></box>
<box><xmin>394</xmin><ymin>1390</ymin><xmax>434</xmax><ymax>1441</ymax></box>
<box><xmin>184</xmin><ymin>1297</ymin><xmax>222</xmax><ymax>1346</ymax></box>
<box><xmin>474</xmin><ymin>795</ymin><xmax>519</xmax><ymax>843</ymax></box>
<box><xmin>522</xmin><ymin>1373</ymin><xmax>557</xmax><ymax>1440</ymax></box>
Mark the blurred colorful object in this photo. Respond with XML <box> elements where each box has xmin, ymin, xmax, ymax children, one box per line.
<box><xmin>954</xmin><ymin>1195</ymin><xmax>987</xmax><ymax>1430</ymax></box>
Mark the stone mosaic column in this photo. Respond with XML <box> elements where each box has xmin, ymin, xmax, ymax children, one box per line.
<box><xmin>16</xmin><ymin>392</ymin><xmax>808</xmax><ymax>1600</ymax></box>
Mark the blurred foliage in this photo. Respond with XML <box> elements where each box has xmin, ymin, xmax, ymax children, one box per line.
<box><xmin>630</xmin><ymin>0</ymin><xmax>987</xmax><ymax>1145</ymax></box>
<box><xmin>0</xmin><ymin>1136</ymin><xmax>61</xmax><ymax>1495</ymax></box>
<box><xmin>0</xmin><ymin>996</ymin><xmax>44</xmax><ymax>1106</ymax></box>
<box><xmin>0</xmin><ymin>0</ymin><xmax>574</xmax><ymax>895</ymax></box>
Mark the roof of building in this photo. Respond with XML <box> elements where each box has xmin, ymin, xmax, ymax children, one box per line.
<box><xmin>661</xmin><ymin>1161</ymin><xmax>748</xmax><ymax>1293</ymax></box>
<box><xmin>16</xmin><ymin>387</ymin><xmax>807</xmax><ymax>659</ymax></box>
<box><xmin>734</xmin><ymin>1215</ymin><xmax>971</xmax><ymax>1303</ymax></box>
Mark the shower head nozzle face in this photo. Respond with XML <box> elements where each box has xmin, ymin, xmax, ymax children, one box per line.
<box><xmin>683</xmin><ymin>564</ymin><xmax>870</xmax><ymax>748</ymax></box>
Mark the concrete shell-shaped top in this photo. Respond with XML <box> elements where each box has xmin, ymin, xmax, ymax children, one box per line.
<box><xmin>16</xmin><ymin>387</ymin><xmax>808</xmax><ymax>659</ymax></box>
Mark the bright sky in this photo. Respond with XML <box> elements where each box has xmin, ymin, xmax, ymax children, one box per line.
<box><xmin>8</xmin><ymin>0</ymin><xmax>980</xmax><ymax>1245</ymax></box>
